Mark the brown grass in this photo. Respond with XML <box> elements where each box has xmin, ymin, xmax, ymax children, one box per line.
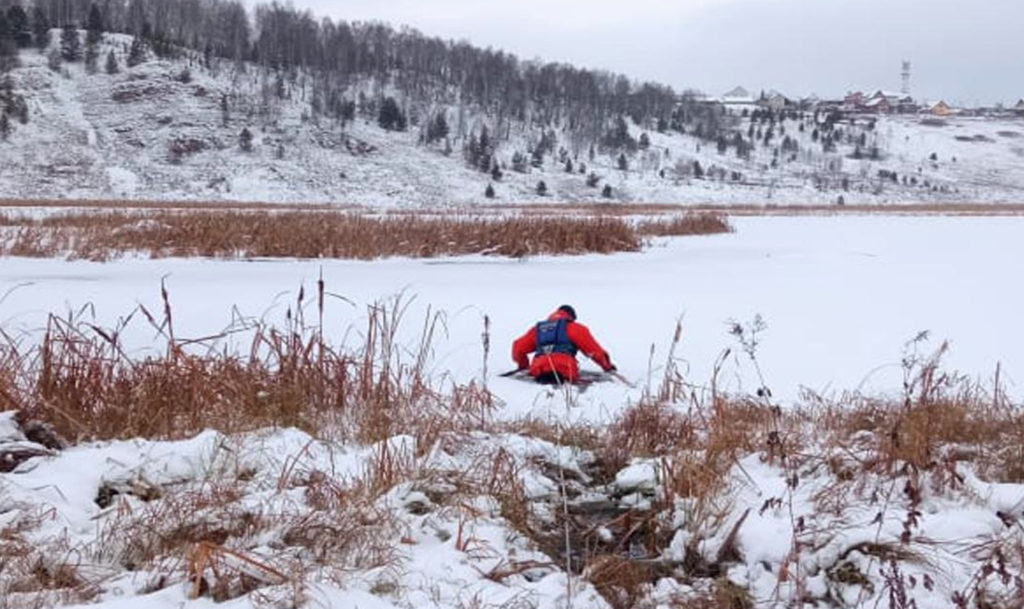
<box><xmin>0</xmin><ymin>210</ymin><xmax>731</xmax><ymax>260</ymax></box>
<box><xmin>822</xmin><ymin>385</ymin><xmax>1024</xmax><ymax>483</ymax></box>
<box><xmin>1</xmin><ymin>291</ymin><xmax>492</xmax><ymax>446</ymax></box>
<box><xmin>3</xmin><ymin>298</ymin><xmax>1023</xmax><ymax>608</ymax></box>
<box><xmin>636</xmin><ymin>213</ymin><xmax>734</xmax><ymax>237</ymax></box>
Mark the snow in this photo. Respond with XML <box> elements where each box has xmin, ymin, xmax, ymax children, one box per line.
<box><xmin>2</xmin><ymin>423</ymin><xmax>612</xmax><ymax>609</ymax></box>
<box><xmin>0</xmin><ymin>411</ymin><xmax>22</xmax><ymax>441</ymax></box>
<box><xmin>1</xmin><ymin>215</ymin><xmax>1021</xmax><ymax>420</ymax></box>
<box><xmin>2</xmin><ymin>216</ymin><xmax>1024</xmax><ymax>608</ymax></box>
<box><xmin>614</xmin><ymin>461</ymin><xmax>660</xmax><ymax>492</ymax></box>
<box><xmin>3</xmin><ymin>38</ymin><xmax>1024</xmax><ymax>206</ymax></box>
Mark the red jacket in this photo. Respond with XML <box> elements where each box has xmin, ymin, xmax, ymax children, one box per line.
<box><xmin>511</xmin><ymin>309</ymin><xmax>613</xmax><ymax>382</ymax></box>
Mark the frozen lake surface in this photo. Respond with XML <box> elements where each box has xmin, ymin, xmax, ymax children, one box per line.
<box><xmin>2</xmin><ymin>215</ymin><xmax>1021</xmax><ymax>422</ymax></box>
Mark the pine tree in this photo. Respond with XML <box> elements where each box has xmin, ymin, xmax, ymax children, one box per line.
<box><xmin>617</xmin><ymin>153</ymin><xmax>628</xmax><ymax>171</ymax></box>
<box><xmin>564</xmin><ymin>158</ymin><xmax>573</xmax><ymax>173</ymax></box>
<box><xmin>530</xmin><ymin>148</ymin><xmax>543</xmax><ymax>168</ymax></box>
<box><xmin>0</xmin><ymin>111</ymin><xmax>10</xmax><ymax>140</ymax></box>
<box><xmin>602</xmin><ymin>184</ymin><xmax>613</xmax><ymax>198</ymax></box>
<box><xmin>426</xmin><ymin>111</ymin><xmax>448</xmax><ymax>144</ymax></box>
<box><xmin>105</xmin><ymin>50</ymin><xmax>118</xmax><ymax>74</ymax></box>
<box><xmin>536</xmin><ymin>180</ymin><xmax>547</xmax><ymax>196</ymax></box>
<box><xmin>464</xmin><ymin>133</ymin><xmax>479</xmax><ymax>168</ymax></box>
<box><xmin>59</xmin><ymin>27</ymin><xmax>81</xmax><ymax>62</ymax></box>
<box><xmin>239</xmin><ymin>127</ymin><xmax>253</xmax><ymax>152</ymax></box>
<box><xmin>638</xmin><ymin>132</ymin><xmax>650</xmax><ymax>150</ymax></box>
<box><xmin>692</xmin><ymin>161</ymin><xmax>704</xmax><ymax>179</ymax></box>
<box><xmin>127</xmin><ymin>36</ymin><xmax>146</xmax><ymax>67</ymax></box>
<box><xmin>484</xmin><ymin>183</ymin><xmax>495</xmax><ymax>199</ymax></box>
<box><xmin>84</xmin><ymin>41</ymin><xmax>98</xmax><ymax>73</ymax></box>
<box><xmin>477</xmin><ymin>126</ymin><xmax>491</xmax><ymax>172</ymax></box>
<box><xmin>511</xmin><ymin>151</ymin><xmax>528</xmax><ymax>173</ymax></box>
<box><xmin>491</xmin><ymin>164</ymin><xmax>503</xmax><ymax>181</ymax></box>
<box><xmin>220</xmin><ymin>95</ymin><xmax>230</xmax><ymax>127</ymax></box>
<box><xmin>7</xmin><ymin>6</ymin><xmax>31</xmax><ymax>48</ymax></box>
<box><xmin>0</xmin><ymin>13</ymin><xmax>16</xmax><ymax>72</ymax></box>
<box><xmin>31</xmin><ymin>7</ymin><xmax>48</xmax><ymax>51</ymax></box>
<box><xmin>86</xmin><ymin>4</ymin><xmax>103</xmax><ymax>46</ymax></box>
<box><xmin>46</xmin><ymin>47</ymin><xmax>60</xmax><ymax>71</ymax></box>
<box><xmin>378</xmin><ymin>97</ymin><xmax>406</xmax><ymax>131</ymax></box>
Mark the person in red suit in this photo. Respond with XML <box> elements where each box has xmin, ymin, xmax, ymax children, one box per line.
<box><xmin>511</xmin><ymin>305</ymin><xmax>615</xmax><ymax>384</ymax></box>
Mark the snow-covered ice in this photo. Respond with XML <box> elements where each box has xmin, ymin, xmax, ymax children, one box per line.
<box><xmin>1</xmin><ymin>215</ymin><xmax>1021</xmax><ymax>422</ymax></box>
<box><xmin>2</xmin><ymin>215</ymin><xmax>1024</xmax><ymax>608</ymax></box>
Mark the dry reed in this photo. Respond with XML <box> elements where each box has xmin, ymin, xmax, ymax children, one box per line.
<box><xmin>0</xmin><ymin>210</ymin><xmax>731</xmax><ymax>261</ymax></box>
<box><xmin>1</xmin><ymin>291</ymin><xmax>492</xmax><ymax>446</ymax></box>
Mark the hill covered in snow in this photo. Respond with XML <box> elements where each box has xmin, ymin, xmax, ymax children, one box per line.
<box><xmin>2</xmin><ymin>29</ymin><xmax>1024</xmax><ymax>206</ymax></box>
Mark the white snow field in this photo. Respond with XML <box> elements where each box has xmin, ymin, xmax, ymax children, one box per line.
<box><xmin>2</xmin><ymin>215</ymin><xmax>1024</xmax><ymax>609</ymax></box>
<box><xmin>1</xmin><ymin>215</ymin><xmax>1021</xmax><ymax>416</ymax></box>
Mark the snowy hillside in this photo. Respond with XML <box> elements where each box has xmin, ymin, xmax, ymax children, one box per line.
<box><xmin>2</xmin><ymin>33</ymin><xmax>1024</xmax><ymax>206</ymax></box>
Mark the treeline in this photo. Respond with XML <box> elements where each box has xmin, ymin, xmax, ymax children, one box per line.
<box><xmin>0</xmin><ymin>0</ymin><xmax>726</xmax><ymax>148</ymax></box>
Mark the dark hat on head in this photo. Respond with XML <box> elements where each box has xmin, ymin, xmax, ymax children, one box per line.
<box><xmin>558</xmin><ymin>305</ymin><xmax>577</xmax><ymax>321</ymax></box>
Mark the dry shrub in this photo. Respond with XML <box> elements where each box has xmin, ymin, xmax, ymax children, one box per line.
<box><xmin>0</xmin><ymin>511</ymin><xmax>100</xmax><ymax>609</ymax></box>
<box><xmin>97</xmin><ymin>482</ymin><xmax>259</xmax><ymax>571</ymax></box>
<box><xmin>0</xmin><ymin>209</ymin><xmax>734</xmax><ymax>261</ymax></box>
<box><xmin>601</xmin><ymin>399</ymin><xmax>696</xmax><ymax>476</ymax></box>
<box><xmin>819</xmin><ymin>342</ymin><xmax>1024</xmax><ymax>482</ymax></box>
<box><xmin>499</xmin><ymin>419</ymin><xmax>602</xmax><ymax>453</ymax></box>
<box><xmin>829</xmin><ymin>389</ymin><xmax>1024</xmax><ymax>482</ymax></box>
<box><xmin>90</xmin><ymin>444</ymin><xmax>401</xmax><ymax>604</ymax></box>
<box><xmin>485</xmin><ymin>448</ymin><xmax>533</xmax><ymax>538</ymax></box>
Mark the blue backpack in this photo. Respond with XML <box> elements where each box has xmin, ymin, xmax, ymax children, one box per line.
<box><xmin>535</xmin><ymin>319</ymin><xmax>578</xmax><ymax>356</ymax></box>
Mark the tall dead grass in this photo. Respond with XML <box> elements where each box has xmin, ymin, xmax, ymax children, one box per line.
<box><xmin>0</xmin><ymin>210</ymin><xmax>731</xmax><ymax>260</ymax></box>
<box><xmin>0</xmin><ymin>289</ymin><xmax>491</xmax><ymax>445</ymax></box>
<box><xmin>496</xmin><ymin>327</ymin><xmax>1024</xmax><ymax>609</ymax></box>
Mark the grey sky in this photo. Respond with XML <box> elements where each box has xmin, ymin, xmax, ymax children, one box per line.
<box><xmin>281</xmin><ymin>0</ymin><xmax>1022</xmax><ymax>106</ymax></box>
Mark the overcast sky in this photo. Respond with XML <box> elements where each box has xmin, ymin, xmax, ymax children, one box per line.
<box><xmin>279</xmin><ymin>0</ymin><xmax>1021</xmax><ymax>106</ymax></box>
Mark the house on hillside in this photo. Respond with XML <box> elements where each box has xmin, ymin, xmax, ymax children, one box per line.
<box><xmin>843</xmin><ymin>90</ymin><xmax>916</xmax><ymax>114</ymax></box>
<box><xmin>758</xmin><ymin>89</ymin><xmax>792</xmax><ymax>112</ymax></box>
<box><xmin>862</xmin><ymin>95</ymin><xmax>891</xmax><ymax>114</ymax></box>
<box><xmin>720</xmin><ymin>86</ymin><xmax>759</xmax><ymax>114</ymax></box>
<box><xmin>722</xmin><ymin>86</ymin><xmax>754</xmax><ymax>103</ymax></box>
<box><xmin>930</xmin><ymin>100</ymin><xmax>953</xmax><ymax>116</ymax></box>
<box><xmin>844</xmin><ymin>91</ymin><xmax>866</xmax><ymax>112</ymax></box>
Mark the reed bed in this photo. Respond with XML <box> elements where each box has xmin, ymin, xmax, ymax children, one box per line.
<box><xmin>0</xmin><ymin>210</ymin><xmax>731</xmax><ymax>260</ymax></box>
<box><xmin>0</xmin><ymin>288</ymin><xmax>491</xmax><ymax>445</ymax></box>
